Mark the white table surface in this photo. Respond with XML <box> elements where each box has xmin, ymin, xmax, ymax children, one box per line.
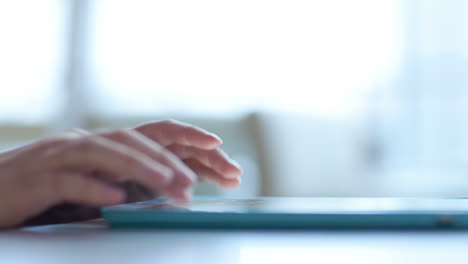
<box><xmin>1</xmin><ymin>221</ymin><xmax>468</xmax><ymax>264</ymax></box>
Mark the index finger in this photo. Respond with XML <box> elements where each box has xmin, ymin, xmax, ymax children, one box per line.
<box><xmin>135</xmin><ymin>120</ymin><xmax>222</xmax><ymax>150</ymax></box>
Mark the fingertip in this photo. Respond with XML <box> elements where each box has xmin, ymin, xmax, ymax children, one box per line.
<box><xmin>172</xmin><ymin>196</ymin><xmax>192</xmax><ymax>207</ymax></box>
<box><xmin>100</xmin><ymin>187</ymin><xmax>126</xmax><ymax>205</ymax></box>
<box><xmin>221</xmin><ymin>177</ymin><xmax>242</xmax><ymax>188</ymax></box>
<box><xmin>171</xmin><ymin>187</ymin><xmax>193</xmax><ymax>202</ymax></box>
<box><xmin>197</xmin><ymin>133</ymin><xmax>222</xmax><ymax>150</ymax></box>
<box><xmin>223</xmin><ymin>164</ymin><xmax>243</xmax><ymax>179</ymax></box>
<box><xmin>182</xmin><ymin>188</ymin><xmax>193</xmax><ymax>201</ymax></box>
<box><xmin>202</xmin><ymin>140</ymin><xmax>222</xmax><ymax>150</ymax></box>
<box><xmin>207</xmin><ymin>133</ymin><xmax>223</xmax><ymax>144</ymax></box>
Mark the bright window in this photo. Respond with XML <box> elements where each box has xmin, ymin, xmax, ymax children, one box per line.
<box><xmin>0</xmin><ymin>0</ymin><xmax>66</xmax><ymax>124</ymax></box>
<box><xmin>88</xmin><ymin>0</ymin><xmax>402</xmax><ymax>118</ymax></box>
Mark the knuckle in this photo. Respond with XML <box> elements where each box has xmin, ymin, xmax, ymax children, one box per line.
<box><xmin>123</xmin><ymin>128</ymin><xmax>144</xmax><ymax>139</ymax></box>
<box><xmin>163</xmin><ymin>119</ymin><xmax>176</xmax><ymax>124</ymax></box>
<box><xmin>102</xmin><ymin>129</ymin><xmax>138</xmax><ymax>141</ymax></box>
<box><xmin>110</xmin><ymin>129</ymin><xmax>131</xmax><ymax>138</ymax></box>
<box><xmin>160</xmin><ymin>119</ymin><xmax>180</xmax><ymax>127</ymax></box>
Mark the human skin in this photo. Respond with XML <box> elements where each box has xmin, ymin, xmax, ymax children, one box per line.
<box><xmin>0</xmin><ymin>120</ymin><xmax>242</xmax><ymax>228</ymax></box>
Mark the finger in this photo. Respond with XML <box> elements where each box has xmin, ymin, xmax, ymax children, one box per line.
<box><xmin>135</xmin><ymin>120</ymin><xmax>222</xmax><ymax>150</ymax></box>
<box><xmin>100</xmin><ymin>130</ymin><xmax>196</xmax><ymax>200</ymax></box>
<box><xmin>50</xmin><ymin>129</ymin><xmax>90</xmax><ymax>142</ymax></box>
<box><xmin>184</xmin><ymin>159</ymin><xmax>241</xmax><ymax>188</ymax></box>
<box><xmin>167</xmin><ymin>180</ymin><xmax>193</xmax><ymax>202</ymax></box>
<box><xmin>44</xmin><ymin>172</ymin><xmax>125</xmax><ymax>206</ymax></box>
<box><xmin>39</xmin><ymin>137</ymin><xmax>173</xmax><ymax>193</ymax></box>
<box><xmin>167</xmin><ymin>145</ymin><xmax>242</xmax><ymax>179</ymax></box>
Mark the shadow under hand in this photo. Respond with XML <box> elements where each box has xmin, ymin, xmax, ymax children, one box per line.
<box><xmin>20</xmin><ymin>181</ymin><xmax>157</xmax><ymax>227</ymax></box>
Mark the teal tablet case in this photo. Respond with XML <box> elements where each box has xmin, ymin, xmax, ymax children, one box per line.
<box><xmin>102</xmin><ymin>197</ymin><xmax>468</xmax><ymax>229</ymax></box>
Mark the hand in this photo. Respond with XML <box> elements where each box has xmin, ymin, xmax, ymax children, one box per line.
<box><xmin>0</xmin><ymin>120</ymin><xmax>241</xmax><ymax>228</ymax></box>
<box><xmin>134</xmin><ymin>120</ymin><xmax>242</xmax><ymax>188</ymax></box>
<box><xmin>74</xmin><ymin>120</ymin><xmax>242</xmax><ymax>189</ymax></box>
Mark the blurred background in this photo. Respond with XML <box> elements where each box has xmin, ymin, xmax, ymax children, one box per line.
<box><xmin>1</xmin><ymin>0</ymin><xmax>468</xmax><ymax>197</ymax></box>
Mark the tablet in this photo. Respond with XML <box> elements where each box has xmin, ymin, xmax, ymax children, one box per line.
<box><xmin>102</xmin><ymin>197</ymin><xmax>468</xmax><ymax>229</ymax></box>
